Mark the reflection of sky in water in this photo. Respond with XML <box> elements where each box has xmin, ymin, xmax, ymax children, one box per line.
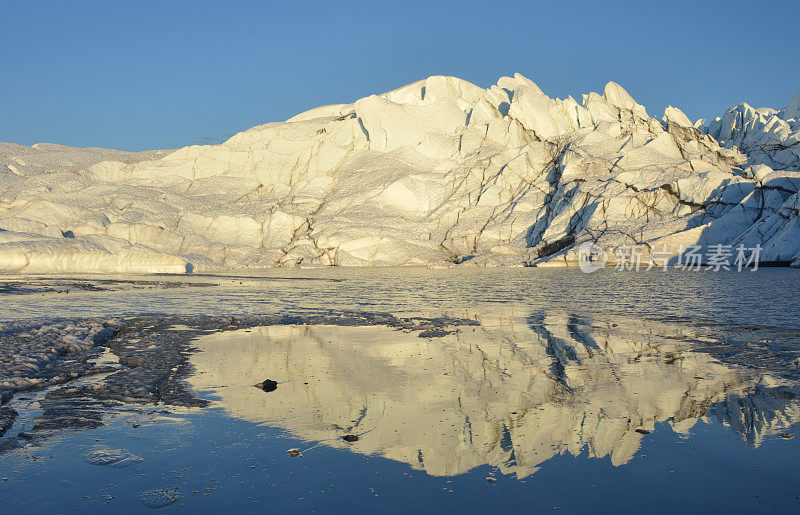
<box><xmin>189</xmin><ymin>311</ymin><xmax>800</xmax><ymax>479</ymax></box>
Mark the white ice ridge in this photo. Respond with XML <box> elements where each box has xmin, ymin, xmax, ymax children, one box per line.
<box><xmin>2</xmin><ymin>74</ymin><xmax>800</xmax><ymax>273</ymax></box>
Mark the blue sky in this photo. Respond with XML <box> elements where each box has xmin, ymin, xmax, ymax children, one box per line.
<box><xmin>2</xmin><ymin>0</ymin><xmax>798</xmax><ymax>151</ymax></box>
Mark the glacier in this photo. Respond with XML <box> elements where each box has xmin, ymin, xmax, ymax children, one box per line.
<box><xmin>1</xmin><ymin>74</ymin><xmax>799</xmax><ymax>273</ymax></box>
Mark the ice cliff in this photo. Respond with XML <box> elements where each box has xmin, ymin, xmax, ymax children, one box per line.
<box><xmin>2</xmin><ymin>75</ymin><xmax>799</xmax><ymax>272</ymax></box>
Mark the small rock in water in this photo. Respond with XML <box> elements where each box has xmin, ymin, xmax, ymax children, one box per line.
<box><xmin>780</xmin><ymin>433</ymin><xmax>794</xmax><ymax>439</ymax></box>
<box><xmin>287</xmin><ymin>449</ymin><xmax>302</xmax><ymax>457</ymax></box>
<box><xmin>256</xmin><ymin>379</ymin><xmax>278</xmax><ymax>392</ymax></box>
<box><xmin>486</xmin><ymin>477</ymin><xmax>497</xmax><ymax>483</ymax></box>
<box><xmin>85</xmin><ymin>447</ymin><xmax>143</xmax><ymax>468</ymax></box>
<box><xmin>342</xmin><ymin>434</ymin><xmax>359</xmax><ymax>442</ymax></box>
<box><xmin>138</xmin><ymin>487</ymin><xmax>180</xmax><ymax>508</ymax></box>
<box><xmin>635</xmin><ymin>429</ymin><xmax>651</xmax><ymax>435</ymax></box>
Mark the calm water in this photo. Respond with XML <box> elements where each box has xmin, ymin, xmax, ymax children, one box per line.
<box><xmin>2</xmin><ymin>267</ymin><xmax>800</xmax><ymax>327</ymax></box>
<box><xmin>1</xmin><ymin>267</ymin><xmax>800</xmax><ymax>512</ymax></box>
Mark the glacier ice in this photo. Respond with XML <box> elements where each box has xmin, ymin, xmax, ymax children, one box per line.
<box><xmin>2</xmin><ymin>75</ymin><xmax>800</xmax><ymax>273</ymax></box>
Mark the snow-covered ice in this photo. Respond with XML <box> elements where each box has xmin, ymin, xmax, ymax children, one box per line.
<box><xmin>2</xmin><ymin>75</ymin><xmax>800</xmax><ymax>272</ymax></box>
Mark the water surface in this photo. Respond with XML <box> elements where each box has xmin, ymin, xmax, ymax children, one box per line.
<box><xmin>1</xmin><ymin>268</ymin><xmax>799</xmax><ymax>512</ymax></box>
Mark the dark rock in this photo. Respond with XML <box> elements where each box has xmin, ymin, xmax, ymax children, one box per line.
<box><xmin>256</xmin><ymin>379</ymin><xmax>278</xmax><ymax>392</ymax></box>
<box><xmin>418</xmin><ymin>329</ymin><xmax>451</xmax><ymax>338</ymax></box>
<box><xmin>635</xmin><ymin>428</ymin><xmax>651</xmax><ymax>435</ymax></box>
<box><xmin>342</xmin><ymin>434</ymin><xmax>359</xmax><ymax>442</ymax></box>
<box><xmin>537</xmin><ymin>235</ymin><xmax>575</xmax><ymax>258</ymax></box>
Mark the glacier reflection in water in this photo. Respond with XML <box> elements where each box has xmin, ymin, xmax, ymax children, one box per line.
<box><xmin>188</xmin><ymin>309</ymin><xmax>800</xmax><ymax>479</ymax></box>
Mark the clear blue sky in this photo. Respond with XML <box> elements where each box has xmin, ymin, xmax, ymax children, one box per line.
<box><xmin>2</xmin><ymin>0</ymin><xmax>798</xmax><ymax>151</ymax></box>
